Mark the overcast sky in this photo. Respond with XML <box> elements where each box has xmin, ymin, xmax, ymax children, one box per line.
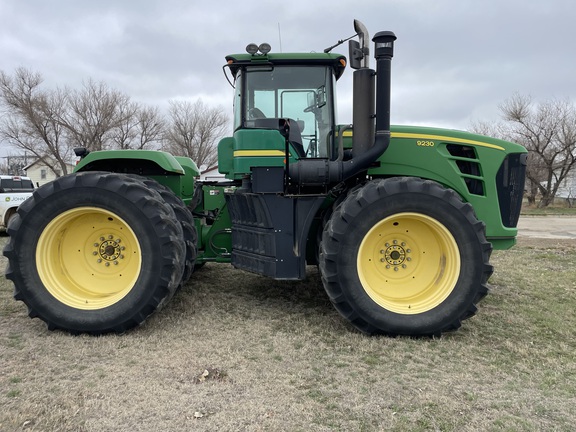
<box><xmin>1</xmin><ymin>0</ymin><xmax>575</xmax><ymax>156</ymax></box>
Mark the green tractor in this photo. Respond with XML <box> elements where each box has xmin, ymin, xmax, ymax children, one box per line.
<box><xmin>3</xmin><ymin>21</ymin><xmax>526</xmax><ymax>336</ymax></box>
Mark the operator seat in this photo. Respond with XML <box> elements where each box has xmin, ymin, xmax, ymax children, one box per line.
<box><xmin>285</xmin><ymin>119</ymin><xmax>305</xmax><ymax>158</ymax></box>
<box><xmin>249</xmin><ymin>117</ymin><xmax>307</xmax><ymax>158</ymax></box>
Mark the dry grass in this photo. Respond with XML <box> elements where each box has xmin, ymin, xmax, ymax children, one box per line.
<box><xmin>1</xmin><ymin>233</ymin><xmax>575</xmax><ymax>431</ymax></box>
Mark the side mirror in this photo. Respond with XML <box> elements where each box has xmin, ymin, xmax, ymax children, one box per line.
<box><xmin>349</xmin><ymin>40</ymin><xmax>369</xmax><ymax>70</ymax></box>
<box><xmin>349</xmin><ymin>40</ymin><xmax>362</xmax><ymax>70</ymax></box>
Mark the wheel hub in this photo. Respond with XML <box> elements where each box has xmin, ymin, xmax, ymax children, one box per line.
<box><xmin>94</xmin><ymin>236</ymin><xmax>125</xmax><ymax>265</ymax></box>
<box><xmin>381</xmin><ymin>241</ymin><xmax>412</xmax><ymax>271</ymax></box>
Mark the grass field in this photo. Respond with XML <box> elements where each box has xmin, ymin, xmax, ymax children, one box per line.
<box><xmin>1</xmin><ymin>234</ymin><xmax>575</xmax><ymax>431</ymax></box>
<box><xmin>521</xmin><ymin>202</ymin><xmax>576</xmax><ymax>216</ymax></box>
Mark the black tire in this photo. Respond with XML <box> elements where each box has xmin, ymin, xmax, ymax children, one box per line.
<box><xmin>3</xmin><ymin>171</ymin><xmax>186</xmax><ymax>334</ymax></box>
<box><xmin>5</xmin><ymin>208</ymin><xmax>17</xmax><ymax>229</ymax></box>
<box><xmin>133</xmin><ymin>176</ymin><xmax>198</xmax><ymax>286</ymax></box>
<box><xmin>319</xmin><ymin>177</ymin><xmax>493</xmax><ymax>337</ymax></box>
<box><xmin>316</xmin><ymin>183</ymin><xmax>365</xmax><ymax>262</ymax></box>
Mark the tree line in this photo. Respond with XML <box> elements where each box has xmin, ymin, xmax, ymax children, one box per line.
<box><xmin>0</xmin><ymin>67</ymin><xmax>228</xmax><ymax>177</ymax></box>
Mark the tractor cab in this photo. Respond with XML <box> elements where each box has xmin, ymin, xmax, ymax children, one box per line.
<box><xmin>219</xmin><ymin>51</ymin><xmax>347</xmax><ymax>179</ymax></box>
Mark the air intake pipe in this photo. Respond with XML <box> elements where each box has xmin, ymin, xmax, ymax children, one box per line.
<box><xmin>289</xmin><ymin>31</ymin><xmax>396</xmax><ymax>186</ymax></box>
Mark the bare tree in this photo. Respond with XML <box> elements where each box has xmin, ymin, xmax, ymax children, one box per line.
<box><xmin>163</xmin><ymin>99</ymin><xmax>228</xmax><ymax>167</ymax></box>
<box><xmin>0</xmin><ymin>157</ymin><xmax>9</xmax><ymax>174</ymax></box>
<box><xmin>1</xmin><ymin>68</ymin><xmax>165</xmax><ymax>165</ymax></box>
<box><xmin>500</xmin><ymin>94</ymin><xmax>576</xmax><ymax>207</ymax></box>
<box><xmin>136</xmin><ymin>106</ymin><xmax>165</xmax><ymax>150</ymax></box>
<box><xmin>2</xmin><ymin>67</ymin><xmax>217</xmax><ymax>177</ymax></box>
<box><xmin>0</xmin><ymin>68</ymin><xmax>72</xmax><ymax>176</ymax></box>
<box><xmin>111</xmin><ymin>104</ymin><xmax>165</xmax><ymax>150</ymax></box>
<box><xmin>109</xmin><ymin>100</ymin><xmax>139</xmax><ymax>149</ymax></box>
<box><xmin>0</xmin><ymin>154</ymin><xmax>34</xmax><ymax>175</ymax></box>
<box><xmin>471</xmin><ymin>94</ymin><xmax>576</xmax><ymax>207</ymax></box>
<box><xmin>59</xmin><ymin>79</ymin><xmax>133</xmax><ymax>151</ymax></box>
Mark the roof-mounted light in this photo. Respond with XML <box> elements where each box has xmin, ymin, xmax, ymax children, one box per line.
<box><xmin>246</xmin><ymin>42</ymin><xmax>271</xmax><ymax>56</ymax></box>
<box><xmin>246</xmin><ymin>43</ymin><xmax>259</xmax><ymax>55</ymax></box>
<box><xmin>258</xmin><ymin>43</ymin><xmax>271</xmax><ymax>55</ymax></box>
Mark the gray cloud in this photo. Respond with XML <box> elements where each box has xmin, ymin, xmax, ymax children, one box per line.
<box><xmin>1</xmin><ymin>0</ymin><xmax>575</xmax><ymax>153</ymax></box>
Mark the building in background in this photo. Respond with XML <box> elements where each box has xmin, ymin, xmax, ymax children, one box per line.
<box><xmin>24</xmin><ymin>158</ymin><xmax>76</xmax><ymax>187</ymax></box>
<box><xmin>555</xmin><ymin>171</ymin><xmax>576</xmax><ymax>205</ymax></box>
<box><xmin>199</xmin><ymin>165</ymin><xmax>226</xmax><ymax>182</ymax></box>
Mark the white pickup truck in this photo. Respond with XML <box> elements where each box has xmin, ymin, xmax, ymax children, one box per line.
<box><xmin>1</xmin><ymin>175</ymin><xmax>35</xmax><ymax>230</ymax></box>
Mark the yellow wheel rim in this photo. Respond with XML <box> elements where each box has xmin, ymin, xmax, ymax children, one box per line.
<box><xmin>357</xmin><ymin>212</ymin><xmax>460</xmax><ymax>314</ymax></box>
<box><xmin>36</xmin><ymin>207</ymin><xmax>142</xmax><ymax>310</ymax></box>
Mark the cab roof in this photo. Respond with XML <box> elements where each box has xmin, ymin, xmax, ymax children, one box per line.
<box><xmin>225</xmin><ymin>52</ymin><xmax>347</xmax><ymax>80</ymax></box>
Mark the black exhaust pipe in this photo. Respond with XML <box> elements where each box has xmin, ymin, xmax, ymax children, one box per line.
<box><xmin>373</xmin><ymin>31</ymin><xmax>396</xmax><ymax>140</ymax></box>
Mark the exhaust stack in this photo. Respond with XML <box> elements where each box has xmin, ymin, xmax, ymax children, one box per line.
<box><xmin>372</xmin><ymin>31</ymin><xmax>397</xmax><ymax>139</ymax></box>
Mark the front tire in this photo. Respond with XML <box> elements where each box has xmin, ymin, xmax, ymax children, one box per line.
<box><xmin>3</xmin><ymin>172</ymin><xmax>186</xmax><ymax>334</ymax></box>
<box><xmin>319</xmin><ymin>177</ymin><xmax>492</xmax><ymax>337</ymax></box>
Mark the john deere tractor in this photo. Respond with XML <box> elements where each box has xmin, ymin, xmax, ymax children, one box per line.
<box><xmin>3</xmin><ymin>20</ymin><xmax>526</xmax><ymax>336</ymax></box>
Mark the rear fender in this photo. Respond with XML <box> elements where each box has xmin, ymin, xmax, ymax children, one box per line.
<box><xmin>74</xmin><ymin>150</ymin><xmax>199</xmax><ymax>204</ymax></box>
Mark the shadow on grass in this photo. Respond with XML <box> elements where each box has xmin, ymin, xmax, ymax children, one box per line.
<box><xmin>164</xmin><ymin>262</ymin><xmax>347</xmax><ymax>335</ymax></box>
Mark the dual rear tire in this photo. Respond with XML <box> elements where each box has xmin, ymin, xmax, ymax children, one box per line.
<box><xmin>3</xmin><ymin>172</ymin><xmax>195</xmax><ymax>334</ymax></box>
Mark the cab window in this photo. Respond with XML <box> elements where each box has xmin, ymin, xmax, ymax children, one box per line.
<box><xmin>235</xmin><ymin>66</ymin><xmax>335</xmax><ymax>158</ymax></box>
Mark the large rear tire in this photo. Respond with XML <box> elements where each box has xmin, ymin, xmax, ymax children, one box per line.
<box><xmin>3</xmin><ymin>172</ymin><xmax>186</xmax><ymax>334</ymax></box>
<box><xmin>134</xmin><ymin>176</ymin><xmax>198</xmax><ymax>286</ymax></box>
<box><xmin>319</xmin><ymin>177</ymin><xmax>492</xmax><ymax>337</ymax></box>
